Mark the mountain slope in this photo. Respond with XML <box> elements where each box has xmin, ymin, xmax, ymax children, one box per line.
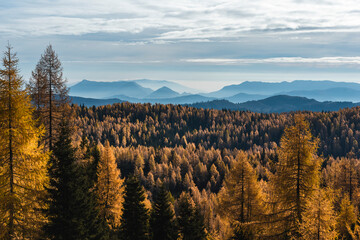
<box><xmin>225</xmin><ymin>92</ymin><xmax>268</xmax><ymax>103</ymax></box>
<box><xmin>133</xmin><ymin>79</ymin><xmax>199</xmax><ymax>93</ymax></box>
<box><xmin>70</xmin><ymin>96</ymin><xmax>122</xmax><ymax>107</ymax></box>
<box><xmin>208</xmin><ymin>80</ymin><xmax>360</xmax><ymax>98</ymax></box>
<box><xmin>189</xmin><ymin>95</ymin><xmax>357</xmax><ymax>113</ymax></box>
<box><xmin>70</xmin><ymin>80</ymin><xmax>153</xmax><ymax>98</ymax></box>
<box><xmin>146</xmin><ymin>86</ymin><xmax>180</xmax><ymax>99</ymax></box>
<box><xmin>283</xmin><ymin>88</ymin><xmax>360</xmax><ymax>102</ymax></box>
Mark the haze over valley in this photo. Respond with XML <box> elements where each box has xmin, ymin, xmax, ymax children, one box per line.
<box><xmin>69</xmin><ymin>79</ymin><xmax>360</xmax><ymax>112</ymax></box>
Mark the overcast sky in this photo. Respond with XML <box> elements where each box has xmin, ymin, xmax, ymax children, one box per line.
<box><xmin>1</xmin><ymin>0</ymin><xmax>360</xmax><ymax>91</ymax></box>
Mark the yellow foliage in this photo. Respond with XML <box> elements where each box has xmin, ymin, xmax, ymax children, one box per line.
<box><xmin>272</xmin><ymin>114</ymin><xmax>321</xmax><ymax>236</ymax></box>
<box><xmin>336</xmin><ymin>196</ymin><xmax>357</xmax><ymax>238</ymax></box>
<box><xmin>218</xmin><ymin>151</ymin><xmax>264</xmax><ymax>237</ymax></box>
<box><xmin>0</xmin><ymin>45</ymin><xmax>49</xmax><ymax>239</ymax></box>
<box><xmin>299</xmin><ymin>188</ymin><xmax>337</xmax><ymax>240</ymax></box>
<box><xmin>95</xmin><ymin>141</ymin><xmax>124</xmax><ymax>229</ymax></box>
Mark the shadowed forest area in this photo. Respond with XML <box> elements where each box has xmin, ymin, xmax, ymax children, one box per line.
<box><xmin>1</xmin><ymin>44</ymin><xmax>360</xmax><ymax>240</ymax></box>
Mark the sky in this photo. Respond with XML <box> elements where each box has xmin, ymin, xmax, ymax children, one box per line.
<box><xmin>1</xmin><ymin>0</ymin><xmax>360</xmax><ymax>92</ymax></box>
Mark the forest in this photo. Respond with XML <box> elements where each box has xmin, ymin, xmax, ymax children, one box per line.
<box><xmin>1</xmin><ymin>44</ymin><xmax>360</xmax><ymax>240</ymax></box>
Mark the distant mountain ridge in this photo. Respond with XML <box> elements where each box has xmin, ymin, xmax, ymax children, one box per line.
<box><xmin>208</xmin><ymin>80</ymin><xmax>360</xmax><ymax>97</ymax></box>
<box><xmin>189</xmin><ymin>95</ymin><xmax>357</xmax><ymax>113</ymax></box>
<box><xmin>70</xmin><ymin>96</ymin><xmax>122</xmax><ymax>107</ymax></box>
<box><xmin>69</xmin><ymin>79</ymin><xmax>360</xmax><ymax>109</ymax></box>
<box><xmin>282</xmin><ymin>88</ymin><xmax>360</xmax><ymax>102</ymax></box>
<box><xmin>70</xmin><ymin>80</ymin><xmax>153</xmax><ymax>99</ymax></box>
<box><xmin>132</xmin><ymin>79</ymin><xmax>198</xmax><ymax>93</ymax></box>
<box><xmin>70</xmin><ymin>94</ymin><xmax>358</xmax><ymax>113</ymax></box>
<box><xmin>146</xmin><ymin>86</ymin><xmax>180</xmax><ymax>99</ymax></box>
<box><xmin>108</xmin><ymin>94</ymin><xmax>214</xmax><ymax>105</ymax></box>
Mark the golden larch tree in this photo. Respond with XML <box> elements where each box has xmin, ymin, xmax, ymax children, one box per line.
<box><xmin>273</xmin><ymin>114</ymin><xmax>321</xmax><ymax>237</ymax></box>
<box><xmin>336</xmin><ymin>196</ymin><xmax>357</xmax><ymax>239</ymax></box>
<box><xmin>95</xmin><ymin>141</ymin><xmax>124</xmax><ymax>232</ymax></box>
<box><xmin>299</xmin><ymin>188</ymin><xmax>337</xmax><ymax>240</ymax></box>
<box><xmin>0</xmin><ymin>45</ymin><xmax>49</xmax><ymax>239</ymax></box>
<box><xmin>218</xmin><ymin>151</ymin><xmax>264</xmax><ymax>237</ymax></box>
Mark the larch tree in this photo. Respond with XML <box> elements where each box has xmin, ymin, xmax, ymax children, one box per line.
<box><xmin>28</xmin><ymin>44</ymin><xmax>69</xmax><ymax>150</ymax></box>
<box><xmin>95</xmin><ymin>141</ymin><xmax>124</xmax><ymax>236</ymax></box>
<box><xmin>272</xmin><ymin>114</ymin><xmax>321</xmax><ymax>238</ymax></box>
<box><xmin>218</xmin><ymin>151</ymin><xmax>264</xmax><ymax>230</ymax></box>
<box><xmin>150</xmin><ymin>185</ymin><xmax>178</xmax><ymax>240</ymax></box>
<box><xmin>218</xmin><ymin>151</ymin><xmax>265</xmax><ymax>239</ymax></box>
<box><xmin>298</xmin><ymin>188</ymin><xmax>337</xmax><ymax>240</ymax></box>
<box><xmin>0</xmin><ymin>44</ymin><xmax>49</xmax><ymax>239</ymax></box>
<box><xmin>323</xmin><ymin>157</ymin><xmax>360</xmax><ymax>204</ymax></box>
<box><xmin>336</xmin><ymin>196</ymin><xmax>357</xmax><ymax>239</ymax></box>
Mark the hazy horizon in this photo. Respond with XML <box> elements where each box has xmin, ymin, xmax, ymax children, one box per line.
<box><xmin>69</xmin><ymin>78</ymin><xmax>360</xmax><ymax>93</ymax></box>
<box><xmin>2</xmin><ymin>0</ymin><xmax>360</xmax><ymax>91</ymax></box>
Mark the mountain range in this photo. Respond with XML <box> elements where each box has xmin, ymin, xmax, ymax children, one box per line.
<box><xmin>188</xmin><ymin>96</ymin><xmax>357</xmax><ymax>113</ymax></box>
<box><xmin>69</xmin><ymin>79</ymin><xmax>360</xmax><ymax>112</ymax></box>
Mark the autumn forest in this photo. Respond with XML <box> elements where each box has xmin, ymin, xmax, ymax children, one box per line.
<box><xmin>1</xmin><ymin>44</ymin><xmax>360</xmax><ymax>240</ymax></box>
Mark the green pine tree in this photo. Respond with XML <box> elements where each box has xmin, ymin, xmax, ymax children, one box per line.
<box><xmin>120</xmin><ymin>176</ymin><xmax>149</xmax><ymax>240</ymax></box>
<box><xmin>177</xmin><ymin>192</ymin><xmax>206</xmax><ymax>240</ymax></box>
<box><xmin>150</xmin><ymin>185</ymin><xmax>178</xmax><ymax>240</ymax></box>
<box><xmin>45</xmin><ymin>120</ymin><xmax>103</xmax><ymax>239</ymax></box>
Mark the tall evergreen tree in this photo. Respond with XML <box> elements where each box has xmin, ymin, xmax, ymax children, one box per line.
<box><xmin>272</xmin><ymin>114</ymin><xmax>321</xmax><ymax>238</ymax></box>
<box><xmin>0</xmin><ymin>44</ymin><xmax>49</xmax><ymax>239</ymax></box>
<box><xmin>120</xmin><ymin>176</ymin><xmax>149</xmax><ymax>240</ymax></box>
<box><xmin>95</xmin><ymin>141</ymin><xmax>124</xmax><ymax>237</ymax></box>
<box><xmin>45</xmin><ymin>119</ymin><xmax>101</xmax><ymax>239</ymax></box>
<box><xmin>28</xmin><ymin>44</ymin><xmax>69</xmax><ymax>150</ymax></box>
<box><xmin>177</xmin><ymin>192</ymin><xmax>206</xmax><ymax>240</ymax></box>
<box><xmin>150</xmin><ymin>185</ymin><xmax>178</xmax><ymax>240</ymax></box>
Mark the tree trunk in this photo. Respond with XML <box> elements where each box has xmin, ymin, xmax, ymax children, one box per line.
<box><xmin>49</xmin><ymin>65</ymin><xmax>52</xmax><ymax>150</ymax></box>
<box><xmin>7</xmin><ymin>47</ymin><xmax>14</xmax><ymax>239</ymax></box>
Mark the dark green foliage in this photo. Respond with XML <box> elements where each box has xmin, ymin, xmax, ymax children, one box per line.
<box><xmin>120</xmin><ymin>176</ymin><xmax>149</xmax><ymax>240</ymax></box>
<box><xmin>45</xmin><ymin>120</ymin><xmax>104</xmax><ymax>240</ymax></box>
<box><xmin>177</xmin><ymin>193</ymin><xmax>206</xmax><ymax>240</ymax></box>
<box><xmin>150</xmin><ymin>186</ymin><xmax>178</xmax><ymax>240</ymax></box>
<box><xmin>88</xmin><ymin>145</ymin><xmax>101</xmax><ymax>185</ymax></box>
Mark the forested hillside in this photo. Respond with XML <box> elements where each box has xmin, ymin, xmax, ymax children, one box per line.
<box><xmin>74</xmin><ymin>103</ymin><xmax>360</xmax><ymax>158</ymax></box>
<box><xmin>73</xmin><ymin>102</ymin><xmax>360</xmax><ymax>239</ymax></box>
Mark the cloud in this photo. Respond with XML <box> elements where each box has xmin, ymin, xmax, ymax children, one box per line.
<box><xmin>183</xmin><ymin>57</ymin><xmax>360</xmax><ymax>66</ymax></box>
<box><xmin>1</xmin><ymin>0</ymin><xmax>360</xmax><ymax>41</ymax></box>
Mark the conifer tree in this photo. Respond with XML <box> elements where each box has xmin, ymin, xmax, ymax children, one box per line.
<box><xmin>323</xmin><ymin>157</ymin><xmax>360</xmax><ymax>204</ymax></box>
<box><xmin>177</xmin><ymin>192</ymin><xmax>206</xmax><ymax>240</ymax></box>
<box><xmin>298</xmin><ymin>188</ymin><xmax>337</xmax><ymax>240</ymax></box>
<box><xmin>0</xmin><ymin>44</ymin><xmax>49</xmax><ymax>239</ymax></box>
<box><xmin>336</xmin><ymin>196</ymin><xmax>357</xmax><ymax>239</ymax></box>
<box><xmin>272</xmin><ymin>114</ymin><xmax>320</xmax><ymax>237</ymax></box>
<box><xmin>120</xmin><ymin>176</ymin><xmax>149</xmax><ymax>240</ymax></box>
<box><xmin>46</xmin><ymin>119</ymin><xmax>101</xmax><ymax>239</ymax></box>
<box><xmin>150</xmin><ymin>185</ymin><xmax>178</xmax><ymax>240</ymax></box>
<box><xmin>28</xmin><ymin>44</ymin><xmax>69</xmax><ymax>150</ymax></box>
<box><xmin>218</xmin><ymin>151</ymin><xmax>264</xmax><ymax>236</ymax></box>
<box><xmin>95</xmin><ymin>141</ymin><xmax>124</xmax><ymax>237</ymax></box>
